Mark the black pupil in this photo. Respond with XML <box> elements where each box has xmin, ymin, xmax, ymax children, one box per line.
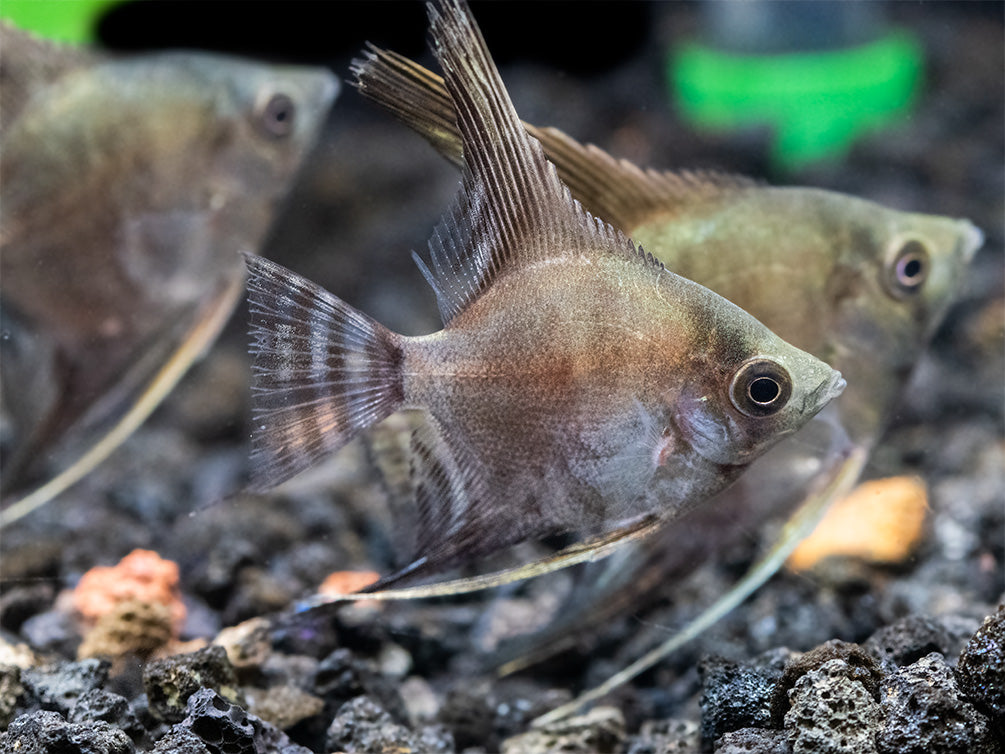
<box><xmin>899</xmin><ymin>255</ymin><xmax>924</xmax><ymax>283</ymax></box>
<box><xmin>748</xmin><ymin>376</ymin><xmax>780</xmax><ymax>404</ymax></box>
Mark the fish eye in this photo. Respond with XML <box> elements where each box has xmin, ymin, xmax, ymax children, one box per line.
<box><xmin>884</xmin><ymin>238</ymin><xmax>930</xmax><ymax>298</ymax></box>
<box><xmin>729</xmin><ymin>359</ymin><xmax>793</xmax><ymax>418</ymax></box>
<box><xmin>255</xmin><ymin>92</ymin><xmax>296</xmax><ymax>138</ymax></box>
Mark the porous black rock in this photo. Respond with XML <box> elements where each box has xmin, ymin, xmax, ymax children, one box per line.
<box><xmin>783</xmin><ymin>658</ymin><xmax>882</xmax><ymax>754</ymax></box>
<box><xmin>956</xmin><ymin>605</ymin><xmax>1005</xmax><ymax>732</ymax></box>
<box><xmin>878</xmin><ymin>652</ymin><xmax>998</xmax><ymax>754</ymax></box>
<box><xmin>326</xmin><ymin>694</ymin><xmax>455</xmax><ymax>754</ymax></box>
<box><xmin>69</xmin><ymin>688</ymin><xmax>146</xmax><ymax>745</ymax></box>
<box><xmin>142</xmin><ymin>645</ymin><xmax>243</xmax><ymax>723</ymax></box>
<box><xmin>168</xmin><ymin>687</ymin><xmax>312</xmax><ymax>754</ymax></box>
<box><xmin>0</xmin><ymin>709</ymin><xmax>135</xmax><ymax>754</ymax></box>
<box><xmin>864</xmin><ymin>615</ymin><xmax>954</xmax><ymax>667</ymax></box>
<box><xmin>699</xmin><ymin>655</ymin><xmax>782</xmax><ymax>745</ymax></box>
<box><xmin>714</xmin><ymin>727</ymin><xmax>791</xmax><ymax>754</ymax></box>
<box><xmin>151</xmin><ymin>727</ymin><xmax>212</xmax><ymax>753</ymax></box>
<box><xmin>19</xmin><ymin>657</ymin><xmax>110</xmax><ymax>715</ymax></box>
<box><xmin>771</xmin><ymin>640</ymin><xmax>883</xmax><ymax>725</ymax></box>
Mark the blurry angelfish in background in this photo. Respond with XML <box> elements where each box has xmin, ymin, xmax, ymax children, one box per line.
<box><xmin>246</xmin><ymin>0</ymin><xmax>844</xmax><ymax>597</ymax></box>
<box><xmin>348</xmin><ymin>41</ymin><xmax>982</xmax><ymax>714</ymax></box>
<box><xmin>0</xmin><ymin>25</ymin><xmax>338</xmax><ymax>525</ymax></box>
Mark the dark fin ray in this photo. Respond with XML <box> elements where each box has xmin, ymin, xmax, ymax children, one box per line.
<box><xmin>350</xmin><ymin>42</ymin><xmax>756</xmax><ymax>233</ymax></box>
<box><xmin>369</xmin><ymin>413</ymin><xmax>519</xmax><ymax>587</ymax></box>
<box><xmin>392</xmin><ymin>0</ymin><xmax>635</xmax><ymax>325</ymax></box>
<box><xmin>244</xmin><ymin>255</ymin><xmax>404</xmax><ymax>491</ymax></box>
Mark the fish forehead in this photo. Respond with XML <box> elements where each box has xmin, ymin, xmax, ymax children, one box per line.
<box><xmin>631</xmin><ymin>187</ymin><xmax>972</xmax><ymax>355</ymax></box>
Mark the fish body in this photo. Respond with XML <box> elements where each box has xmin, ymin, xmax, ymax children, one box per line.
<box><xmin>246</xmin><ymin>0</ymin><xmax>844</xmax><ymax>587</ymax></box>
<box><xmin>0</xmin><ymin>25</ymin><xmax>337</xmax><ymax>510</ymax></box>
<box><xmin>348</xmin><ymin>42</ymin><xmax>980</xmax><ymax>653</ymax></box>
<box><xmin>351</xmin><ymin>48</ymin><xmax>980</xmax><ymax>445</ymax></box>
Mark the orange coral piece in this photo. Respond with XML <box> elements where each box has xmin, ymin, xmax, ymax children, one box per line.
<box><xmin>72</xmin><ymin>549</ymin><xmax>186</xmax><ymax>634</ymax></box>
<box><xmin>788</xmin><ymin>475</ymin><xmax>928</xmax><ymax>571</ymax></box>
<box><xmin>319</xmin><ymin>570</ymin><xmax>380</xmax><ymax>596</ymax></box>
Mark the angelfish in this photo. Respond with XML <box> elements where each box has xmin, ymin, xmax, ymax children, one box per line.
<box><xmin>348</xmin><ymin>39</ymin><xmax>982</xmax><ymax>688</ymax></box>
<box><xmin>245</xmin><ymin>0</ymin><xmax>844</xmax><ymax>590</ymax></box>
<box><xmin>0</xmin><ymin>26</ymin><xmax>338</xmax><ymax>523</ymax></box>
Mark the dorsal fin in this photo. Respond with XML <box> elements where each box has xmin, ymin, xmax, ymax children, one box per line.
<box><xmin>359</xmin><ymin>0</ymin><xmax>636</xmax><ymax>326</ymax></box>
<box><xmin>353</xmin><ymin>45</ymin><xmax>463</xmax><ymax>166</ymax></box>
<box><xmin>533</xmin><ymin>127</ymin><xmax>757</xmax><ymax>232</ymax></box>
<box><xmin>351</xmin><ymin>41</ymin><xmax>757</xmax><ymax>234</ymax></box>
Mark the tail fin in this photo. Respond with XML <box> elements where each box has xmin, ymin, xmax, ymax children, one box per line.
<box><xmin>244</xmin><ymin>255</ymin><xmax>404</xmax><ymax>491</ymax></box>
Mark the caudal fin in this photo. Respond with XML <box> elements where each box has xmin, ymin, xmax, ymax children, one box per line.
<box><xmin>244</xmin><ymin>255</ymin><xmax>404</xmax><ymax>491</ymax></box>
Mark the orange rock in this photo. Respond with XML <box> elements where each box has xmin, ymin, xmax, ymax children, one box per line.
<box><xmin>72</xmin><ymin>549</ymin><xmax>186</xmax><ymax>634</ymax></box>
<box><xmin>318</xmin><ymin>570</ymin><xmax>380</xmax><ymax>596</ymax></box>
<box><xmin>788</xmin><ymin>476</ymin><xmax>928</xmax><ymax>571</ymax></box>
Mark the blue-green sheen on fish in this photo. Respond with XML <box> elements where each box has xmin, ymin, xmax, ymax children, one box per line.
<box><xmin>0</xmin><ymin>24</ymin><xmax>337</xmax><ymax>514</ymax></box>
<box><xmin>245</xmin><ymin>0</ymin><xmax>843</xmax><ymax>588</ymax></box>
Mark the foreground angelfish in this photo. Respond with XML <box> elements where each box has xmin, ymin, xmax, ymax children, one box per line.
<box><xmin>347</xmin><ymin>32</ymin><xmax>982</xmax><ymax>699</ymax></box>
<box><xmin>0</xmin><ymin>26</ymin><xmax>337</xmax><ymax>523</ymax></box>
<box><xmin>245</xmin><ymin>0</ymin><xmax>844</xmax><ymax>588</ymax></box>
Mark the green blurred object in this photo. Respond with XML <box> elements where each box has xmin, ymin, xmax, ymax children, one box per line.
<box><xmin>670</xmin><ymin>31</ymin><xmax>923</xmax><ymax>169</ymax></box>
<box><xmin>0</xmin><ymin>0</ymin><xmax>120</xmax><ymax>44</ymax></box>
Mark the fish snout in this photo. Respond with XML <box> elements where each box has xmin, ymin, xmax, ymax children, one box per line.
<box><xmin>804</xmin><ymin>369</ymin><xmax>846</xmax><ymax>415</ymax></box>
<box><xmin>958</xmin><ymin>220</ymin><xmax>985</xmax><ymax>263</ymax></box>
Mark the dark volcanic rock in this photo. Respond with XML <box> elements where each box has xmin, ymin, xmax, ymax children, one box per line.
<box><xmin>142</xmin><ymin>645</ymin><xmax>243</xmax><ymax>723</ymax></box>
<box><xmin>715</xmin><ymin>727</ymin><xmax>791</xmax><ymax>754</ymax></box>
<box><xmin>877</xmin><ymin>652</ymin><xmax>997</xmax><ymax>754</ymax></box>
<box><xmin>0</xmin><ymin>709</ymin><xmax>135</xmax><ymax>754</ymax></box>
<box><xmin>864</xmin><ymin>615</ymin><xmax>955</xmax><ymax>667</ymax></box>
<box><xmin>783</xmin><ymin>658</ymin><xmax>882</xmax><ymax>754</ymax></box>
<box><xmin>326</xmin><ymin>694</ymin><xmax>455</xmax><ymax>754</ymax></box>
<box><xmin>699</xmin><ymin>656</ymin><xmax>781</xmax><ymax>745</ymax></box>
<box><xmin>771</xmin><ymin>640</ymin><xmax>883</xmax><ymax>724</ymax></box>
<box><xmin>956</xmin><ymin>605</ymin><xmax>1005</xmax><ymax>732</ymax></box>
<box><xmin>19</xmin><ymin>657</ymin><xmax>110</xmax><ymax>715</ymax></box>
<box><xmin>151</xmin><ymin>727</ymin><xmax>212</xmax><ymax>753</ymax></box>
<box><xmin>69</xmin><ymin>688</ymin><xmax>146</xmax><ymax>744</ymax></box>
<box><xmin>164</xmin><ymin>687</ymin><xmax>311</xmax><ymax>754</ymax></box>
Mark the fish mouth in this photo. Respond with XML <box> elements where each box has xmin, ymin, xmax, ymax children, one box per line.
<box><xmin>804</xmin><ymin>370</ymin><xmax>846</xmax><ymax>415</ymax></box>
